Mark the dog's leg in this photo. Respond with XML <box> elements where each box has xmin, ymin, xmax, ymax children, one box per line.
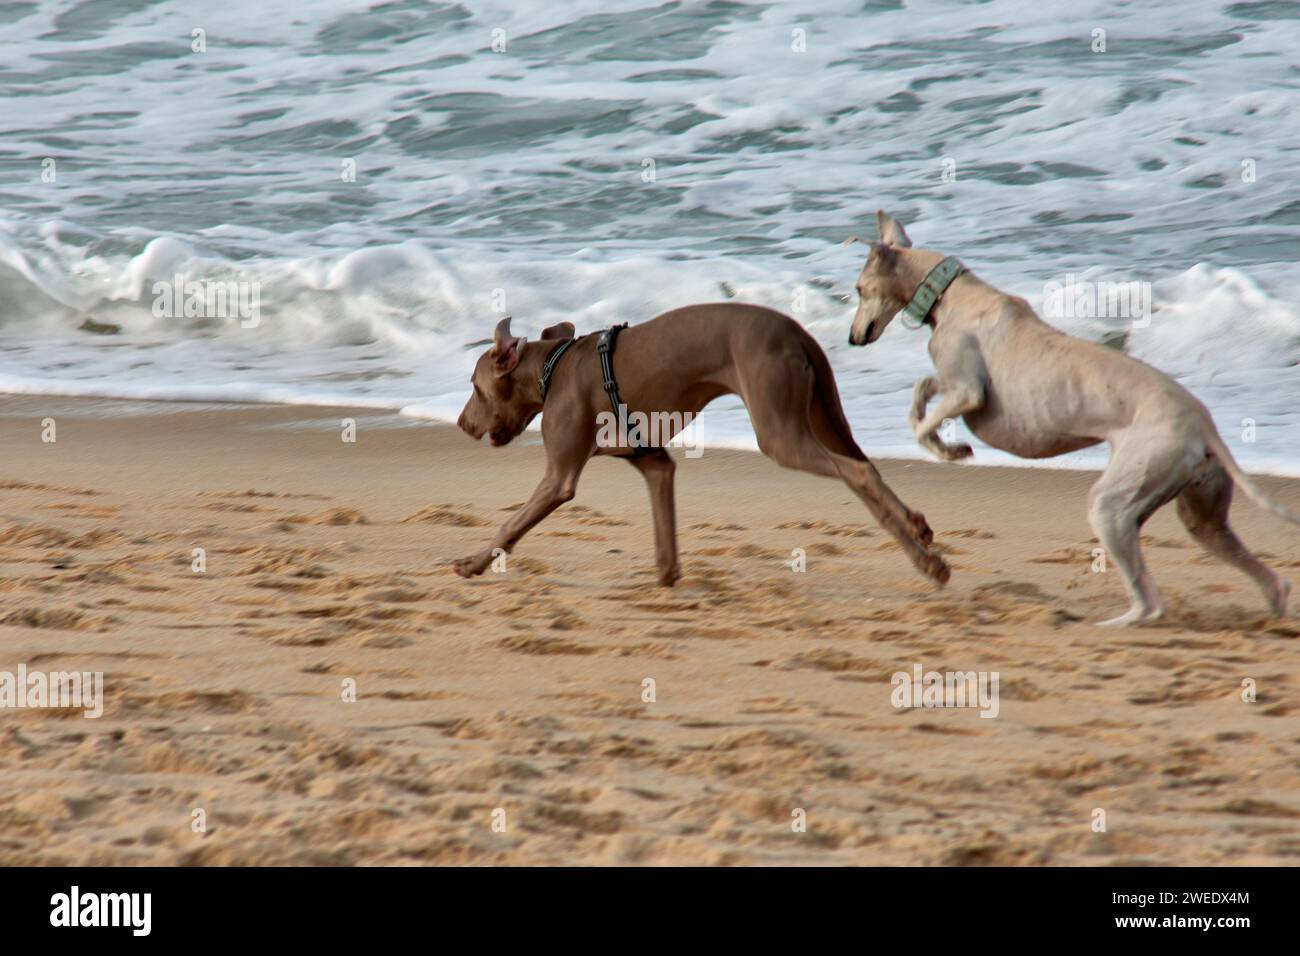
<box><xmin>912</xmin><ymin>378</ymin><xmax>982</xmax><ymax>461</ymax></box>
<box><xmin>912</xmin><ymin>341</ymin><xmax>988</xmax><ymax>461</ymax></box>
<box><xmin>747</xmin><ymin>358</ymin><xmax>948</xmax><ymax>584</ymax></box>
<box><xmin>1087</xmin><ymin>435</ymin><xmax>1195</xmax><ymax>626</ymax></box>
<box><xmin>626</xmin><ymin>449</ymin><xmax>680</xmax><ymax>586</ymax></box>
<box><xmin>1177</xmin><ymin>459</ymin><xmax>1290</xmax><ymax>616</ymax></box>
<box><xmin>908</xmin><ymin>377</ymin><xmax>939</xmax><ymax>433</ymax></box>
<box><xmin>804</xmin><ymin>341</ymin><xmax>935</xmax><ymax>546</ymax></box>
<box><xmin>1088</xmin><ymin>494</ymin><xmax>1154</xmax><ymax>627</ymax></box>
<box><xmin>452</xmin><ymin>461</ymin><xmax>586</xmax><ymax>578</ymax></box>
<box><xmin>834</xmin><ymin>456</ymin><xmax>948</xmax><ymax>582</ymax></box>
<box><xmin>909</xmin><ymin>376</ymin><xmax>953</xmax><ymax>460</ymax></box>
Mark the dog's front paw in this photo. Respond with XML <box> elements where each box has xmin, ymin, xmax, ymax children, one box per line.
<box><xmin>452</xmin><ymin>553</ymin><xmax>492</xmax><ymax>578</ymax></box>
<box><xmin>940</xmin><ymin>442</ymin><xmax>973</xmax><ymax>462</ymax></box>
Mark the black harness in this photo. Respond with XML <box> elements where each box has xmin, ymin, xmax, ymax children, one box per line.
<box><xmin>538</xmin><ymin>336</ymin><xmax>578</xmax><ymax>401</ymax></box>
<box><xmin>538</xmin><ymin>324</ymin><xmax>651</xmax><ymax>456</ymax></box>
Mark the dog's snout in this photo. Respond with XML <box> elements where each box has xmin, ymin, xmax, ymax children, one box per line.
<box><xmin>849</xmin><ymin>321</ymin><xmax>873</xmax><ymax>346</ymax></box>
<box><xmin>457</xmin><ymin>411</ymin><xmax>482</xmax><ymax>439</ymax></box>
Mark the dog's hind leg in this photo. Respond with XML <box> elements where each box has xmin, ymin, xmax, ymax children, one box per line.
<box><xmin>802</xmin><ymin>343</ymin><xmax>935</xmax><ymax>547</ymax></box>
<box><xmin>1176</xmin><ymin>458</ymin><xmax>1290</xmax><ymax>616</ymax></box>
<box><xmin>626</xmin><ymin>449</ymin><xmax>680</xmax><ymax>586</ymax></box>
<box><xmin>745</xmin><ymin>355</ymin><xmax>949</xmax><ymax>584</ymax></box>
<box><xmin>1088</xmin><ymin>433</ymin><xmax>1198</xmax><ymax>626</ymax></box>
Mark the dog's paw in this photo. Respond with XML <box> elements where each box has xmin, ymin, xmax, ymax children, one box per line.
<box><xmin>1096</xmin><ymin>605</ymin><xmax>1162</xmax><ymax>627</ymax></box>
<box><xmin>908</xmin><ymin>510</ymin><xmax>935</xmax><ymax>547</ymax></box>
<box><xmin>921</xmin><ymin>552</ymin><xmax>951</xmax><ymax>586</ymax></box>
<box><xmin>656</xmin><ymin>566</ymin><xmax>681</xmax><ymax>588</ymax></box>
<box><xmin>940</xmin><ymin>442</ymin><xmax>973</xmax><ymax>462</ymax></box>
<box><xmin>452</xmin><ymin>553</ymin><xmax>491</xmax><ymax>578</ymax></box>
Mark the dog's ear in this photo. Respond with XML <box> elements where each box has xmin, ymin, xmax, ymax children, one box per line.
<box><xmin>876</xmin><ymin>210</ymin><xmax>913</xmax><ymax>248</ymax></box>
<box><xmin>869</xmin><ymin>240</ymin><xmax>898</xmax><ymax>270</ymax></box>
<box><xmin>491</xmin><ymin>316</ymin><xmax>525</xmax><ymax>376</ymax></box>
<box><xmin>540</xmin><ymin>321</ymin><xmax>575</xmax><ymax>341</ymax></box>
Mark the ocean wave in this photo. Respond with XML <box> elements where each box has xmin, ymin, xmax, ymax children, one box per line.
<box><xmin>0</xmin><ymin>220</ymin><xmax>1296</xmax><ymax>474</ymax></box>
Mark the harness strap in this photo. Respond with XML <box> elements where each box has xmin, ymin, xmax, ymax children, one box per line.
<box><xmin>900</xmin><ymin>256</ymin><xmax>966</xmax><ymax>329</ymax></box>
<box><xmin>596</xmin><ymin>324</ymin><xmax>650</xmax><ymax>456</ymax></box>
<box><xmin>538</xmin><ymin>336</ymin><xmax>578</xmax><ymax>400</ymax></box>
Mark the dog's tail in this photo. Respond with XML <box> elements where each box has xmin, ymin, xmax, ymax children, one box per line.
<box><xmin>1203</xmin><ymin>422</ymin><xmax>1300</xmax><ymax>524</ymax></box>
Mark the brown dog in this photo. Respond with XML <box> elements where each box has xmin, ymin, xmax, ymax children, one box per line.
<box><xmin>454</xmin><ymin>303</ymin><xmax>949</xmax><ymax>586</ymax></box>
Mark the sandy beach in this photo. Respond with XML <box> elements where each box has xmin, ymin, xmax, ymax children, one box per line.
<box><xmin>0</xmin><ymin>397</ymin><xmax>1297</xmax><ymax>866</ymax></box>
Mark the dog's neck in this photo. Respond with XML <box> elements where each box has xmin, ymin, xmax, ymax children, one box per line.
<box><xmin>895</xmin><ymin>249</ymin><xmax>961</xmax><ymax>330</ymax></box>
<box><xmin>517</xmin><ymin>338</ymin><xmax>571</xmax><ymax>408</ymax></box>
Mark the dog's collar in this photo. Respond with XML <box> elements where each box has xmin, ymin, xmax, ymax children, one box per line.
<box><xmin>538</xmin><ymin>336</ymin><xmax>579</xmax><ymax>401</ymax></box>
<box><xmin>900</xmin><ymin>256</ymin><xmax>966</xmax><ymax>330</ymax></box>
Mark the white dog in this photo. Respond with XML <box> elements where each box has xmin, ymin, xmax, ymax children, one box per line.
<box><xmin>849</xmin><ymin>211</ymin><xmax>1298</xmax><ymax>626</ymax></box>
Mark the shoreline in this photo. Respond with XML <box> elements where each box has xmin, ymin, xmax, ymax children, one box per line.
<box><xmin>5</xmin><ymin>393</ymin><xmax>1300</xmax><ymax>479</ymax></box>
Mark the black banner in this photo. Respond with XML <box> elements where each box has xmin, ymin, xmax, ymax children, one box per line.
<box><xmin>0</xmin><ymin>866</ymin><xmax>1281</xmax><ymax>942</ymax></box>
